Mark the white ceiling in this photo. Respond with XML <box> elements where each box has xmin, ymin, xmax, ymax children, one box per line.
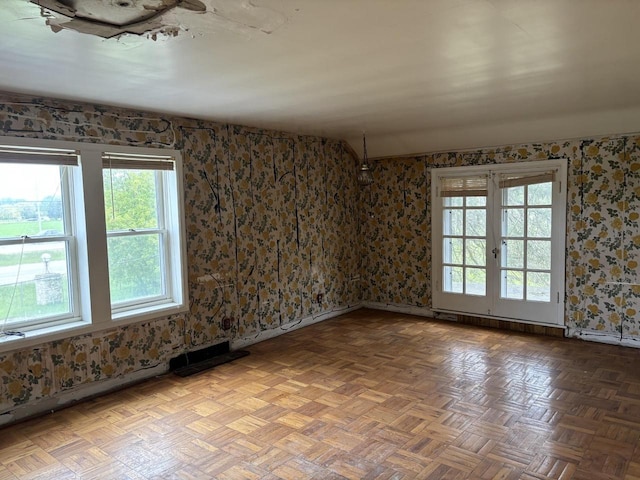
<box><xmin>2</xmin><ymin>0</ymin><xmax>640</xmax><ymax>158</ymax></box>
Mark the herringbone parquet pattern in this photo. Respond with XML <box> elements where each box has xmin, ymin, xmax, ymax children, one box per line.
<box><xmin>1</xmin><ymin>309</ymin><xmax>639</xmax><ymax>479</ymax></box>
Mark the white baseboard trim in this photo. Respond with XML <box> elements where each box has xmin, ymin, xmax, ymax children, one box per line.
<box><xmin>0</xmin><ymin>362</ymin><xmax>168</xmax><ymax>427</ymax></box>
<box><xmin>566</xmin><ymin>328</ymin><xmax>640</xmax><ymax>348</ymax></box>
<box><xmin>232</xmin><ymin>304</ymin><xmax>363</xmax><ymax>350</ymax></box>
<box><xmin>362</xmin><ymin>302</ymin><xmax>443</xmax><ymax>319</ymax></box>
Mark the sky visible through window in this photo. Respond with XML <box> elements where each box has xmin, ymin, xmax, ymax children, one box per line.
<box><xmin>0</xmin><ymin>164</ymin><xmax>60</xmax><ymax>201</ymax></box>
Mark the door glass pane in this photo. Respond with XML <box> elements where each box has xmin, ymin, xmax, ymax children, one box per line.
<box><xmin>527</xmin><ymin>208</ymin><xmax>552</xmax><ymax>238</ymax></box>
<box><xmin>527</xmin><ymin>272</ymin><xmax>550</xmax><ymax>302</ymax></box>
<box><xmin>444</xmin><ymin>197</ymin><xmax>463</xmax><ymax>207</ymax></box>
<box><xmin>444</xmin><ymin>238</ymin><xmax>463</xmax><ymax>264</ymax></box>
<box><xmin>465</xmin><ymin>239</ymin><xmax>486</xmax><ymax>266</ymax></box>
<box><xmin>503</xmin><ymin>239</ymin><xmax>524</xmax><ymax>268</ymax></box>
<box><xmin>528</xmin><ymin>182</ymin><xmax>552</xmax><ymax>206</ymax></box>
<box><xmin>107</xmin><ymin>234</ymin><xmax>164</xmax><ymax>304</ymax></box>
<box><xmin>503</xmin><ymin>270</ymin><xmax>523</xmax><ymax>299</ymax></box>
<box><xmin>444</xmin><ymin>209</ymin><xmax>463</xmax><ymax>236</ymax></box>
<box><xmin>0</xmin><ymin>242</ymin><xmax>71</xmax><ymax>324</ymax></box>
<box><xmin>466</xmin><ymin>209</ymin><xmax>486</xmax><ymax>236</ymax></box>
<box><xmin>465</xmin><ymin>268</ymin><xmax>486</xmax><ymax>296</ymax></box>
<box><xmin>466</xmin><ymin>196</ymin><xmax>486</xmax><ymax>207</ymax></box>
<box><xmin>504</xmin><ymin>209</ymin><xmax>525</xmax><ymax>237</ymax></box>
<box><xmin>505</xmin><ymin>186</ymin><xmax>524</xmax><ymax>206</ymax></box>
<box><xmin>444</xmin><ymin>266</ymin><xmax>463</xmax><ymax>293</ymax></box>
<box><xmin>527</xmin><ymin>240</ymin><xmax>551</xmax><ymax>270</ymax></box>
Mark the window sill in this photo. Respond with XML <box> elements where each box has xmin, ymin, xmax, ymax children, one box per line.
<box><xmin>112</xmin><ymin>301</ymin><xmax>188</xmax><ymax>324</ymax></box>
<box><xmin>0</xmin><ymin>319</ymin><xmax>93</xmax><ymax>353</ymax></box>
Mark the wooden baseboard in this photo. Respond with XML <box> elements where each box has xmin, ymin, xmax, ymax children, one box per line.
<box><xmin>456</xmin><ymin>314</ymin><xmax>565</xmax><ymax>338</ymax></box>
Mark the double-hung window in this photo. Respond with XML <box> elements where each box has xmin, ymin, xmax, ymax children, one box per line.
<box><xmin>0</xmin><ymin>137</ymin><xmax>187</xmax><ymax>349</ymax></box>
<box><xmin>102</xmin><ymin>153</ymin><xmax>178</xmax><ymax>315</ymax></box>
<box><xmin>0</xmin><ymin>146</ymin><xmax>79</xmax><ymax>332</ymax></box>
<box><xmin>432</xmin><ymin>159</ymin><xmax>567</xmax><ymax>326</ymax></box>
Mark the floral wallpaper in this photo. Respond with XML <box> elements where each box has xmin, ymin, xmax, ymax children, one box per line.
<box><xmin>0</xmin><ymin>92</ymin><xmax>361</xmax><ymax>416</ymax></box>
<box><xmin>363</xmin><ymin>137</ymin><xmax>640</xmax><ymax>340</ymax></box>
<box><xmin>0</xmin><ymin>89</ymin><xmax>638</xmax><ymax>420</ymax></box>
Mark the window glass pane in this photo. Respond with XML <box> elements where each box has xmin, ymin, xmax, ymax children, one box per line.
<box><xmin>103</xmin><ymin>169</ymin><xmax>159</xmax><ymax>231</ymax></box>
<box><xmin>466</xmin><ymin>197</ymin><xmax>486</xmax><ymax>207</ymax></box>
<box><xmin>465</xmin><ymin>268</ymin><xmax>486</xmax><ymax>296</ymax></box>
<box><xmin>504</xmin><ymin>208</ymin><xmax>524</xmax><ymax>237</ymax></box>
<box><xmin>0</xmin><ymin>164</ymin><xmax>65</xmax><ymax>238</ymax></box>
<box><xmin>527</xmin><ymin>240</ymin><xmax>551</xmax><ymax>270</ymax></box>
<box><xmin>107</xmin><ymin>234</ymin><xmax>164</xmax><ymax>304</ymax></box>
<box><xmin>444</xmin><ymin>197</ymin><xmax>463</xmax><ymax>207</ymax></box>
<box><xmin>444</xmin><ymin>237</ymin><xmax>463</xmax><ymax>265</ymax></box>
<box><xmin>465</xmin><ymin>239</ymin><xmax>486</xmax><ymax>266</ymax></box>
<box><xmin>503</xmin><ymin>239</ymin><xmax>524</xmax><ymax>268</ymax></box>
<box><xmin>0</xmin><ymin>242</ymin><xmax>71</xmax><ymax>324</ymax></box>
<box><xmin>527</xmin><ymin>272</ymin><xmax>550</xmax><ymax>302</ymax></box>
<box><xmin>527</xmin><ymin>182</ymin><xmax>552</xmax><ymax>206</ymax></box>
<box><xmin>527</xmin><ymin>208</ymin><xmax>552</xmax><ymax>238</ymax></box>
<box><xmin>465</xmin><ymin>209</ymin><xmax>486</xmax><ymax>236</ymax></box>
<box><xmin>502</xmin><ymin>270</ymin><xmax>523</xmax><ymax>299</ymax></box>
<box><xmin>504</xmin><ymin>186</ymin><xmax>525</xmax><ymax>206</ymax></box>
<box><xmin>444</xmin><ymin>209</ymin><xmax>463</xmax><ymax>236</ymax></box>
<box><xmin>443</xmin><ymin>266</ymin><xmax>463</xmax><ymax>293</ymax></box>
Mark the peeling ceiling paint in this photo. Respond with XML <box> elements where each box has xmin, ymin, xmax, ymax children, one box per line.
<box><xmin>33</xmin><ymin>0</ymin><xmax>206</xmax><ymax>38</ymax></box>
<box><xmin>3</xmin><ymin>0</ymin><xmax>640</xmax><ymax>157</ymax></box>
<box><xmin>33</xmin><ymin>0</ymin><xmax>290</xmax><ymax>41</ymax></box>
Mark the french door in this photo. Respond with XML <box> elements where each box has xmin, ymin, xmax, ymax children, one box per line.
<box><xmin>431</xmin><ymin>160</ymin><xmax>567</xmax><ymax>326</ymax></box>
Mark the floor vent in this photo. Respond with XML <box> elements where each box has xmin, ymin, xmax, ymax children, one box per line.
<box><xmin>170</xmin><ymin>342</ymin><xmax>250</xmax><ymax>377</ymax></box>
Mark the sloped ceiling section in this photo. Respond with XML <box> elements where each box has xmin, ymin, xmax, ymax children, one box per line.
<box><xmin>3</xmin><ymin>1</ymin><xmax>640</xmax><ymax>158</ymax></box>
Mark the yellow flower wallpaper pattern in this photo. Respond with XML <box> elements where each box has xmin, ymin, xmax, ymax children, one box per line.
<box><xmin>364</xmin><ymin>138</ymin><xmax>639</xmax><ymax>339</ymax></box>
<box><xmin>0</xmin><ymin>93</ymin><xmax>362</xmax><ymax>415</ymax></box>
<box><xmin>0</xmin><ymin>90</ymin><xmax>638</xmax><ymax>419</ymax></box>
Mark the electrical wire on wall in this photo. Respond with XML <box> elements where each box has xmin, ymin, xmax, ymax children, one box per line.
<box><xmin>2</xmin><ymin>102</ymin><xmax>176</xmax><ymax>148</ymax></box>
<box><xmin>0</xmin><ymin>236</ymin><xmax>27</xmax><ymax>338</ymax></box>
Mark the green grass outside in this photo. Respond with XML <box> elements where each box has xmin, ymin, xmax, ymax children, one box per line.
<box><xmin>0</xmin><ymin>278</ymin><xmax>70</xmax><ymax>322</ymax></box>
<box><xmin>0</xmin><ymin>220</ymin><xmax>66</xmax><ymax>267</ymax></box>
<box><xmin>0</xmin><ymin>219</ymin><xmax>63</xmax><ymax>238</ymax></box>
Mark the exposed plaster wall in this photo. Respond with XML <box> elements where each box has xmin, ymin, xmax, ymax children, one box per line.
<box><xmin>0</xmin><ymin>92</ymin><xmax>362</xmax><ymax>422</ymax></box>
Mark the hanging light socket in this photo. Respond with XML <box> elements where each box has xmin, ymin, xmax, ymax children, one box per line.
<box><xmin>357</xmin><ymin>133</ymin><xmax>374</xmax><ymax>186</ymax></box>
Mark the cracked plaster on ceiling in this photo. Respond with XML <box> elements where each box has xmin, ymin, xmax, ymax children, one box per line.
<box><xmin>31</xmin><ymin>0</ymin><xmax>288</xmax><ymax>40</ymax></box>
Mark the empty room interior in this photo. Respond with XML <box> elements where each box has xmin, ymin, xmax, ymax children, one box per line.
<box><xmin>1</xmin><ymin>1</ymin><xmax>640</xmax><ymax>479</ymax></box>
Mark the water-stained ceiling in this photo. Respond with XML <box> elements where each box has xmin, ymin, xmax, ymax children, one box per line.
<box><xmin>2</xmin><ymin>0</ymin><xmax>640</xmax><ymax>158</ymax></box>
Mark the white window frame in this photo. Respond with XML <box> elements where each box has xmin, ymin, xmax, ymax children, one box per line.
<box><xmin>102</xmin><ymin>153</ymin><xmax>182</xmax><ymax>318</ymax></box>
<box><xmin>0</xmin><ymin>149</ymin><xmax>80</xmax><ymax>331</ymax></box>
<box><xmin>431</xmin><ymin>159</ymin><xmax>567</xmax><ymax>327</ymax></box>
<box><xmin>0</xmin><ymin>136</ymin><xmax>188</xmax><ymax>352</ymax></box>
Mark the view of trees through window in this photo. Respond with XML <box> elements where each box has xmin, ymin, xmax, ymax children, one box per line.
<box><xmin>0</xmin><ymin>165</ymin><xmax>166</xmax><ymax>326</ymax></box>
<box><xmin>434</xmin><ymin>162</ymin><xmax>565</xmax><ymax>325</ymax></box>
<box><xmin>501</xmin><ymin>182</ymin><xmax>553</xmax><ymax>302</ymax></box>
<box><xmin>442</xmin><ymin>195</ymin><xmax>487</xmax><ymax>296</ymax></box>
<box><xmin>442</xmin><ymin>181</ymin><xmax>553</xmax><ymax>301</ymax></box>
<box><xmin>103</xmin><ymin>168</ymin><xmax>165</xmax><ymax>305</ymax></box>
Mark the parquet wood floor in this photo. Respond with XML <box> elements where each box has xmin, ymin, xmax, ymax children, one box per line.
<box><xmin>1</xmin><ymin>309</ymin><xmax>640</xmax><ymax>479</ymax></box>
